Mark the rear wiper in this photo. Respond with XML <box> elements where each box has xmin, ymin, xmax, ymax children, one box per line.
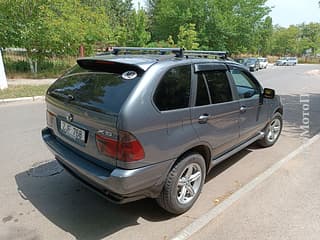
<box><xmin>50</xmin><ymin>90</ymin><xmax>74</xmax><ymax>101</ymax></box>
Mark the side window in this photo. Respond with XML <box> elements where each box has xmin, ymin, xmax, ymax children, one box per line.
<box><xmin>154</xmin><ymin>65</ymin><xmax>191</xmax><ymax>111</ymax></box>
<box><xmin>196</xmin><ymin>74</ymin><xmax>210</xmax><ymax>106</ymax></box>
<box><xmin>203</xmin><ymin>70</ymin><xmax>233</xmax><ymax>104</ymax></box>
<box><xmin>231</xmin><ymin>69</ymin><xmax>260</xmax><ymax>99</ymax></box>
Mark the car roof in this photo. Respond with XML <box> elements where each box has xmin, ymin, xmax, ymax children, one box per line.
<box><xmin>78</xmin><ymin>54</ymin><xmax>239</xmax><ymax>72</ymax></box>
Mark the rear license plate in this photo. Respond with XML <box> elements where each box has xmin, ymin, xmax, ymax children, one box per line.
<box><xmin>60</xmin><ymin>120</ymin><xmax>86</xmax><ymax>143</ymax></box>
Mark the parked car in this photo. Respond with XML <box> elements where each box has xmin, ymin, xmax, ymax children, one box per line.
<box><xmin>275</xmin><ymin>57</ymin><xmax>298</xmax><ymax>66</ymax></box>
<box><xmin>42</xmin><ymin>47</ymin><xmax>283</xmax><ymax>214</ymax></box>
<box><xmin>234</xmin><ymin>58</ymin><xmax>245</xmax><ymax>64</ymax></box>
<box><xmin>286</xmin><ymin>57</ymin><xmax>298</xmax><ymax>66</ymax></box>
<box><xmin>243</xmin><ymin>58</ymin><xmax>260</xmax><ymax>72</ymax></box>
<box><xmin>258</xmin><ymin>57</ymin><xmax>268</xmax><ymax>69</ymax></box>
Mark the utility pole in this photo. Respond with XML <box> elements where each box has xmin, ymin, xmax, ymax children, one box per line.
<box><xmin>0</xmin><ymin>49</ymin><xmax>8</xmax><ymax>90</ymax></box>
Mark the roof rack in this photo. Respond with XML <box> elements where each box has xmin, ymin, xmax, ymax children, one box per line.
<box><xmin>109</xmin><ymin>47</ymin><xmax>183</xmax><ymax>57</ymax></box>
<box><xmin>184</xmin><ymin>50</ymin><xmax>228</xmax><ymax>59</ymax></box>
<box><xmin>101</xmin><ymin>47</ymin><xmax>228</xmax><ymax>59</ymax></box>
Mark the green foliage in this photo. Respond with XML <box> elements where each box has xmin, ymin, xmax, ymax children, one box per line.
<box><xmin>270</xmin><ymin>23</ymin><xmax>320</xmax><ymax>56</ymax></box>
<box><xmin>177</xmin><ymin>24</ymin><xmax>199</xmax><ymax>50</ymax></box>
<box><xmin>4</xmin><ymin>60</ymin><xmax>30</xmax><ymax>73</ymax></box>
<box><xmin>254</xmin><ymin>16</ymin><xmax>273</xmax><ymax>55</ymax></box>
<box><xmin>3</xmin><ymin>52</ymin><xmax>73</xmax><ymax>78</ymax></box>
<box><xmin>299</xmin><ymin>23</ymin><xmax>320</xmax><ymax>55</ymax></box>
<box><xmin>149</xmin><ymin>0</ymin><xmax>271</xmax><ymax>53</ymax></box>
<box><xmin>126</xmin><ymin>9</ymin><xmax>151</xmax><ymax>46</ymax></box>
<box><xmin>0</xmin><ymin>0</ymin><xmax>111</xmax><ymax>58</ymax></box>
<box><xmin>0</xmin><ymin>0</ymin><xmax>319</xmax><ymax>68</ymax></box>
<box><xmin>270</xmin><ymin>25</ymin><xmax>299</xmax><ymax>56</ymax></box>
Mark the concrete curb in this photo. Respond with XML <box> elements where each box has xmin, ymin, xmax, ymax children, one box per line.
<box><xmin>0</xmin><ymin>95</ymin><xmax>45</xmax><ymax>104</ymax></box>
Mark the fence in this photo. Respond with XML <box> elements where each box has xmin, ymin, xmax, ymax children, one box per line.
<box><xmin>2</xmin><ymin>48</ymin><xmax>77</xmax><ymax>78</ymax></box>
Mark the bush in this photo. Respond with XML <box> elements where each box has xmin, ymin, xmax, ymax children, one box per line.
<box><xmin>3</xmin><ymin>59</ymin><xmax>29</xmax><ymax>73</ymax></box>
<box><xmin>3</xmin><ymin>57</ymin><xmax>75</xmax><ymax>78</ymax></box>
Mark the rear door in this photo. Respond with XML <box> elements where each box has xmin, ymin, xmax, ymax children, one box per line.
<box><xmin>151</xmin><ymin>64</ymin><xmax>196</xmax><ymax>160</ymax></box>
<box><xmin>228</xmin><ymin>66</ymin><xmax>269</xmax><ymax>142</ymax></box>
<box><xmin>191</xmin><ymin>63</ymin><xmax>240</xmax><ymax>158</ymax></box>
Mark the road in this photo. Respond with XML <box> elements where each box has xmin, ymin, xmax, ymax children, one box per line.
<box><xmin>0</xmin><ymin>64</ymin><xmax>319</xmax><ymax>240</ymax></box>
<box><xmin>189</xmin><ymin>134</ymin><xmax>320</xmax><ymax>240</ymax></box>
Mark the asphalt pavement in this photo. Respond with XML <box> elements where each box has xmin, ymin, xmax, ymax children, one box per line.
<box><xmin>189</xmin><ymin>135</ymin><xmax>320</xmax><ymax>240</ymax></box>
<box><xmin>0</xmin><ymin>64</ymin><xmax>319</xmax><ymax>240</ymax></box>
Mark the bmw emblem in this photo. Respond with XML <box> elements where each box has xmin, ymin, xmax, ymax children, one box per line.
<box><xmin>66</xmin><ymin>113</ymin><xmax>73</xmax><ymax>122</ymax></box>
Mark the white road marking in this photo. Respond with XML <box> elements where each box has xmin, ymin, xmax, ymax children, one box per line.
<box><xmin>171</xmin><ymin>133</ymin><xmax>320</xmax><ymax>240</ymax></box>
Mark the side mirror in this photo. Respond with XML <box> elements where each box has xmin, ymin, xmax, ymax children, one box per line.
<box><xmin>263</xmin><ymin>88</ymin><xmax>275</xmax><ymax>99</ymax></box>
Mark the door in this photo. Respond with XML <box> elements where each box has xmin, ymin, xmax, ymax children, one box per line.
<box><xmin>152</xmin><ymin>64</ymin><xmax>197</xmax><ymax>161</ymax></box>
<box><xmin>229</xmin><ymin>66</ymin><xmax>268</xmax><ymax>142</ymax></box>
<box><xmin>191</xmin><ymin>64</ymin><xmax>240</xmax><ymax>158</ymax></box>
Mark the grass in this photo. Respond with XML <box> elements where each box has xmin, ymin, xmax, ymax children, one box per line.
<box><xmin>6</xmin><ymin>72</ymin><xmax>62</xmax><ymax>79</ymax></box>
<box><xmin>0</xmin><ymin>85</ymin><xmax>50</xmax><ymax>99</ymax></box>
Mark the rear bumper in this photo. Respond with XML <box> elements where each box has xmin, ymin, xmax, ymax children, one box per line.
<box><xmin>42</xmin><ymin>127</ymin><xmax>173</xmax><ymax>203</ymax></box>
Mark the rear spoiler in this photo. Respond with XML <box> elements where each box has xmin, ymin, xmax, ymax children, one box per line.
<box><xmin>77</xmin><ymin>58</ymin><xmax>144</xmax><ymax>74</ymax></box>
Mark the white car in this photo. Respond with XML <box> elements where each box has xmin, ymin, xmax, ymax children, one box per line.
<box><xmin>258</xmin><ymin>57</ymin><xmax>268</xmax><ymax>69</ymax></box>
<box><xmin>286</xmin><ymin>57</ymin><xmax>298</xmax><ymax>66</ymax></box>
<box><xmin>275</xmin><ymin>57</ymin><xmax>298</xmax><ymax>66</ymax></box>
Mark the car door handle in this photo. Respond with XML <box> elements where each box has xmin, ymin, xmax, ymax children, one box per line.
<box><xmin>240</xmin><ymin>106</ymin><xmax>247</xmax><ymax>113</ymax></box>
<box><xmin>198</xmin><ymin>114</ymin><xmax>209</xmax><ymax>124</ymax></box>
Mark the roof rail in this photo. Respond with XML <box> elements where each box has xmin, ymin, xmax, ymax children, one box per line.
<box><xmin>109</xmin><ymin>47</ymin><xmax>184</xmax><ymax>57</ymax></box>
<box><xmin>100</xmin><ymin>47</ymin><xmax>229</xmax><ymax>59</ymax></box>
<box><xmin>184</xmin><ymin>50</ymin><xmax>228</xmax><ymax>59</ymax></box>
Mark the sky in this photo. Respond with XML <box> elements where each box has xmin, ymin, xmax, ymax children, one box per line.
<box><xmin>133</xmin><ymin>0</ymin><xmax>320</xmax><ymax>27</ymax></box>
<box><xmin>267</xmin><ymin>0</ymin><xmax>320</xmax><ymax>26</ymax></box>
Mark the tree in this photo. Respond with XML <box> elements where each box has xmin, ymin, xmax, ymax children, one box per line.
<box><xmin>0</xmin><ymin>0</ymin><xmax>111</xmax><ymax>71</ymax></box>
<box><xmin>269</xmin><ymin>23</ymin><xmax>320</xmax><ymax>56</ymax></box>
<box><xmin>270</xmin><ymin>25</ymin><xmax>300</xmax><ymax>56</ymax></box>
<box><xmin>255</xmin><ymin>16</ymin><xmax>273</xmax><ymax>55</ymax></box>
<box><xmin>149</xmin><ymin>0</ymin><xmax>271</xmax><ymax>53</ymax></box>
<box><xmin>177</xmin><ymin>24</ymin><xmax>199</xmax><ymax>49</ymax></box>
<box><xmin>126</xmin><ymin>9</ymin><xmax>151</xmax><ymax>46</ymax></box>
<box><xmin>299</xmin><ymin>23</ymin><xmax>320</xmax><ymax>55</ymax></box>
<box><xmin>149</xmin><ymin>0</ymin><xmax>206</xmax><ymax>43</ymax></box>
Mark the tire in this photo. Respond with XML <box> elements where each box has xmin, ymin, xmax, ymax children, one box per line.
<box><xmin>156</xmin><ymin>153</ymin><xmax>206</xmax><ymax>214</ymax></box>
<box><xmin>257</xmin><ymin>112</ymin><xmax>283</xmax><ymax>147</ymax></box>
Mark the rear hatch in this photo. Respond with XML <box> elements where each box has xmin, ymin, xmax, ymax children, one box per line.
<box><xmin>46</xmin><ymin>58</ymin><xmax>147</xmax><ymax>169</ymax></box>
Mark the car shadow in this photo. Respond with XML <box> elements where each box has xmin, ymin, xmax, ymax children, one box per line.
<box><xmin>15</xmin><ymin>161</ymin><xmax>173</xmax><ymax>240</ymax></box>
<box><xmin>15</xmin><ymin>150</ymin><xmax>254</xmax><ymax>239</ymax></box>
<box><xmin>205</xmin><ymin>148</ymin><xmax>252</xmax><ymax>182</ymax></box>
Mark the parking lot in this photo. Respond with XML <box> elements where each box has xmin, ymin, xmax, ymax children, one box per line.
<box><xmin>1</xmin><ymin>64</ymin><xmax>320</xmax><ymax>240</ymax></box>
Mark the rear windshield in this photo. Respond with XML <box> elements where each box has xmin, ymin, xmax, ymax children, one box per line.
<box><xmin>47</xmin><ymin>66</ymin><xmax>142</xmax><ymax>114</ymax></box>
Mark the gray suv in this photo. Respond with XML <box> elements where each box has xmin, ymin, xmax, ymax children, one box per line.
<box><xmin>42</xmin><ymin>47</ymin><xmax>283</xmax><ymax>214</ymax></box>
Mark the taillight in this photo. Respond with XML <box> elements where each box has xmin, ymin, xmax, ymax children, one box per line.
<box><xmin>46</xmin><ymin>110</ymin><xmax>56</xmax><ymax>127</ymax></box>
<box><xmin>96</xmin><ymin>130</ymin><xmax>145</xmax><ymax>162</ymax></box>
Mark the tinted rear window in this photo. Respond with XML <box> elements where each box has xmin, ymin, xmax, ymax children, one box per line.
<box><xmin>48</xmin><ymin>67</ymin><xmax>141</xmax><ymax>114</ymax></box>
<box><xmin>153</xmin><ymin>65</ymin><xmax>191</xmax><ymax>111</ymax></box>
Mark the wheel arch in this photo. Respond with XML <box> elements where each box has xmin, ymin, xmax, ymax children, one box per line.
<box><xmin>273</xmin><ymin>107</ymin><xmax>283</xmax><ymax>116</ymax></box>
<box><xmin>174</xmin><ymin>144</ymin><xmax>212</xmax><ymax>175</ymax></box>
